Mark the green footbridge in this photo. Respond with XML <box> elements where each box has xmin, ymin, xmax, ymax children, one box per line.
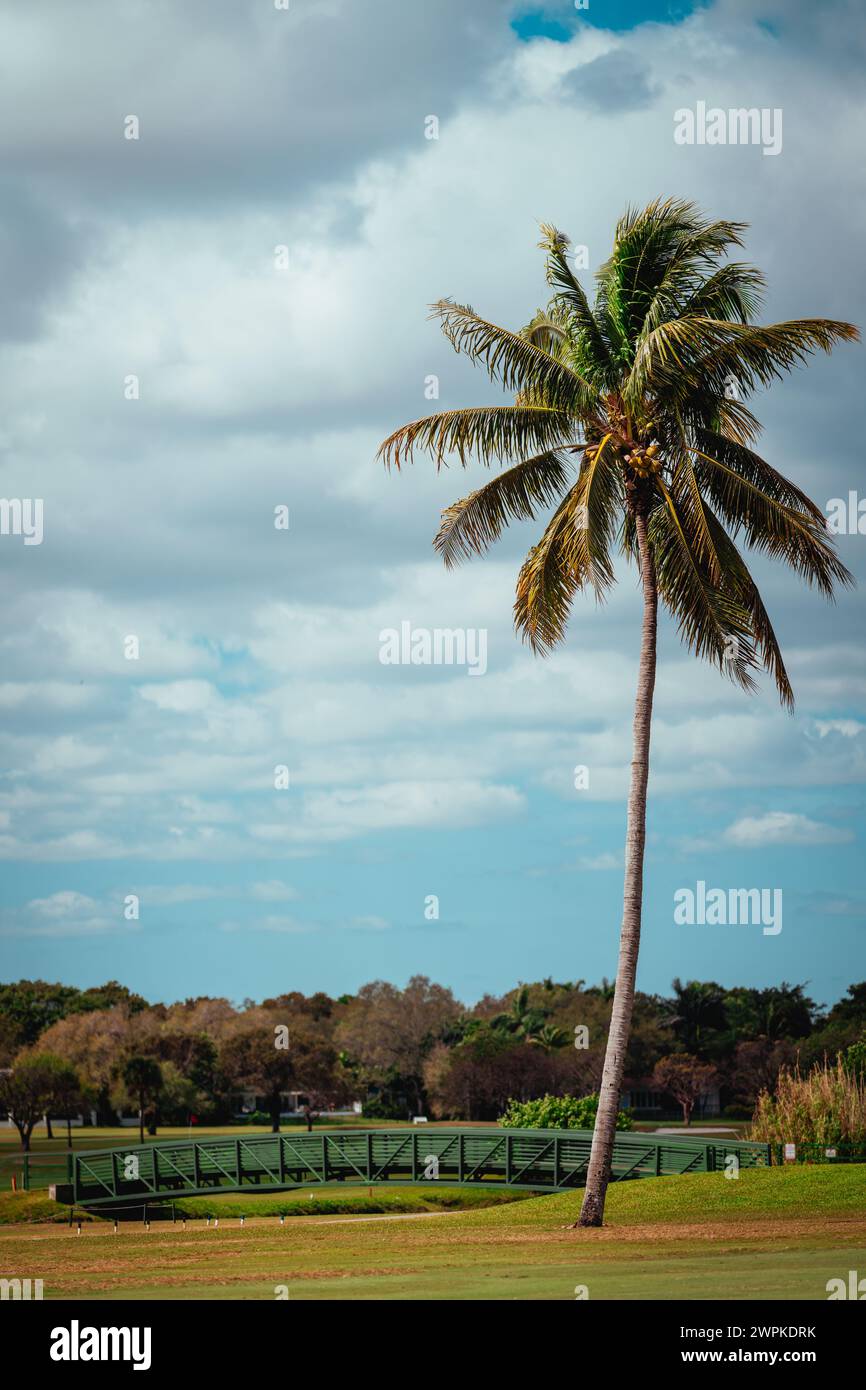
<box><xmin>51</xmin><ymin>1128</ymin><xmax>771</xmax><ymax>1209</ymax></box>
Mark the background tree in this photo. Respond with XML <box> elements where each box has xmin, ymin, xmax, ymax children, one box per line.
<box><xmin>335</xmin><ymin>976</ymin><xmax>460</xmax><ymax>1116</ymax></box>
<box><xmin>121</xmin><ymin>1055</ymin><xmax>163</xmax><ymax>1145</ymax></box>
<box><xmin>0</xmin><ymin>980</ymin><xmax>148</xmax><ymax>1054</ymax></box>
<box><xmin>661</xmin><ymin>979</ymin><xmax>728</xmax><ymax>1058</ymax></box>
<box><xmin>42</xmin><ymin>1055</ymin><xmax>83</xmax><ymax>1148</ymax></box>
<box><xmin>652</xmin><ymin>1054</ymin><xmax>720</xmax><ymax>1125</ymax></box>
<box><xmin>723</xmin><ymin>983</ymin><xmax>816</xmax><ymax>1044</ymax></box>
<box><xmin>802</xmin><ymin>983</ymin><xmax>866</xmax><ymax>1066</ymax></box>
<box><xmin>730</xmin><ymin>1038</ymin><xmax>796</xmax><ymax>1113</ymax></box>
<box><xmin>219</xmin><ymin>1012</ymin><xmax>342</xmax><ymax>1132</ymax></box>
<box><xmin>0</xmin><ymin>1051</ymin><xmax>64</xmax><ymax>1151</ymax></box>
<box><xmin>379</xmin><ymin>200</ymin><xmax>856</xmax><ymax>1222</ymax></box>
<box><xmin>39</xmin><ymin>1006</ymin><xmax>135</xmax><ymax>1124</ymax></box>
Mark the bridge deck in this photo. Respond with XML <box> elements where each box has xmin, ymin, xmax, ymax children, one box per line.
<box><xmin>64</xmin><ymin>1128</ymin><xmax>771</xmax><ymax>1208</ymax></box>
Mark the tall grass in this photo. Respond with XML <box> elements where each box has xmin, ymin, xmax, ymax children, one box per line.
<box><xmin>749</xmin><ymin>1058</ymin><xmax>866</xmax><ymax>1146</ymax></box>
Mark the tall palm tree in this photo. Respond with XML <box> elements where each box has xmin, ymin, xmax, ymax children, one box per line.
<box><xmin>377</xmin><ymin>199</ymin><xmax>858</xmax><ymax>1226</ymax></box>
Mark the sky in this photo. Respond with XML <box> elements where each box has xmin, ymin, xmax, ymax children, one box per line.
<box><xmin>0</xmin><ymin>0</ymin><xmax>864</xmax><ymax>1011</ymax></box>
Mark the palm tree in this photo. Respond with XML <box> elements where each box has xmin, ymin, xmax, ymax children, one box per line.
<box><xmin>378</xmin><ymin>198</ymin><xmax>857</xmax><ymax>1226</ymax></box>
<box><xmin>527</xmin><ymin>1022</ymin><xmax>569</xmax><ymax>1052</ymax></box>
<box><xmin>662</xmin><ymin>977</ymin><xmax>727</xmax><ymax>1054</ymax></box>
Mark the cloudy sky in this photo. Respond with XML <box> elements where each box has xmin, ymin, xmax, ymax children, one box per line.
<box><xmin>1</xmin><ymin>0</ymin><xmax>864</xmax><ymax>1009</ymax></box>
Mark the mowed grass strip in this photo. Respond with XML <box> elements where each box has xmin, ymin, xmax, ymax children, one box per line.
<box><xmin>0</xmin><ymin>1166</ymin><xmax>863</xmax><ymax>1300</ymax></box>
<box><xmin>0</xmin><ymin>1184</ymin><xmax>531</xmax><ymax>1226</ymax></box>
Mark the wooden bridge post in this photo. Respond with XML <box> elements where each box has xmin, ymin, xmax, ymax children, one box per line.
<box><xmin>366</xmin><ymin>1132</ymin><xmax>373</xmax><ymax>1182</ymax></box>
<box><xmin>235</xmin><ymin>1139</ymin><xmax>242</xmax><ymax>1188</ymax></box>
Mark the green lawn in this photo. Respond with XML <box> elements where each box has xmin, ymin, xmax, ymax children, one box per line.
<box><xmin>0</xmin><ymin>1164</ymin><xmax>862</xmax><ymax>1300</ymax></box>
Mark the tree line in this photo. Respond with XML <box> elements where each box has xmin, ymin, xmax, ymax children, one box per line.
<box><xmin>1</xmin><ymin>974</ymin><xmax>864</xmax><ymax>1148</ymax></box>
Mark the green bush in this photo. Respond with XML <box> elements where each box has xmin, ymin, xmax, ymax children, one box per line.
<box><xmin>842</xmin><ymin>1037</ymin><xmax>866</xmax><ymax>1080</ymax></box>
<box><xmin>499</xmin><ymin>1092</ymin><xmax>632</xmax><ymax>1131</ymax></box>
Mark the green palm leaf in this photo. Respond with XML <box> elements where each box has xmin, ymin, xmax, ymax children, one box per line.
<box><xmin>377</xmin><ymin>404</ymin><xmax>572</xmax><ymax>470</ymax></box>
<box><xmin>431</xmin><ymin>299</ymin><xmax>595</xmax><ymax>414</ymax></box>
<box><xmin>434</xmin><ymin>451</ymin><xmax>572</xmax><ymax>568</ymax></box>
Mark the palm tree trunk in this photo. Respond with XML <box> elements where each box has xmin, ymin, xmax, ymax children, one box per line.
<box><xmin>578</xmin><ymin>509</ymin><xmax>658</xmax><ymax>1227</ymax></box>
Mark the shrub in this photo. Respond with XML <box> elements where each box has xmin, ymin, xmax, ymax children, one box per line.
<box><xmin>749</xmin><ymin>1059</ymin><xmax>866</xmax><ymax>1146</ymax></box>
<box><xmin>722</xmin><ymin>1104</ymin><xmax>753</xmax><ymax>1120</ymax></box>
<box><xmin>499</xmin><ymin>1092</ymin><xmax>632</xmax><ymax>1131</ymax></box>
<box><xmin>842</xmin><ymin>1037</ymin><xmax>866</xmax><ymax>1081</ymax></box>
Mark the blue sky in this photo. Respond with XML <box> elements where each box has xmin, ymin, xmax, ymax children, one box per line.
<box><xmin>0</xmin><ymin>0</ymin><xmax>864</xmax><ymax>1011</ymax></box>
<box><xmin>512</xmin><ymin>1</ymin><xmax>702</xmax><ymax>40</ymax></box>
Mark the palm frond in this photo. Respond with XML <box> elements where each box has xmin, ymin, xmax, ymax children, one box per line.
<box><xmin>689</xmin><ymin>445</ymin><xmax>853</xmax><ymax>595</ymax></box>
<box><xmin>678</xmin><ymin>392</ymin><xmax>763</xmax><ymax>446</ymax></box>
<box><xmin>434</xmin><ymin>451</ymin><xmax>572</xmax><ymax>568</ymax></box>
<box><xmin>652</xmin><ymin>476</ymin><xmax>760</xmax><ymax>693</ymax></box>
<box><xmin>377</xmin><ymin>404</ymin><xmax>572</xmax><ymax>471</ymax></box>
<box><xmin>595</xmin><ymin>199</ymin><xmax>746</xmax><ymax>360</ymax></box>
<box><xmin>521</xmin><ymin>306</ymin><xmax>570</xmax><ymax>356</ymax></box>
<box><xmin>702</xmin><ymin>506</ymin><xmax>794</xmax><ymax>708</ymax></box>
<box><xmin>677</xmin><ymin>262</ymin><xmax>766</xmax><ymax>323</ymax></box>
<box><xmin>639</xmin><ymin>234</ymin><xmax>756</xmax><ymax>338</ymax></box>
<box><xmin>670</xmin><ymin>455</ymin><xmax>723</xmax><ymax>585</ymax></box>
<box><xmin>631</xmin><ymin>316</ymin><xmax>859</xmax><ymax>406</ymax></box>
<box><xmin>537</xmin><ymin>223</ymin><xmax>612</xmax><ymax>376</ymax></box>
<box><xmin>569</xmin><ymin>432</ymin><xmax>623</xmax><ymax>598</ymax></box>
<box><xmin>513</xmin><ymin>487</ymin><xmax>585</xmax><ymax>653</ymax></box>
<box><xmin>693</xmin><ymin>429</ymin><xmax>825</xmax><ymax>521</ymax></box>
<box><xmin>430</xmin><ymin>299</ymin><xmax>596</xmax><ymax>414</ymax></box>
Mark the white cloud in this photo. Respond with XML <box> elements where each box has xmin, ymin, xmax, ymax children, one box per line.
<box><xmin>576</xmin><ymin>852</ymin><xmax>621</xmax><ymax>871</ymax></box>
<box><xmin>250</xmin><ymin>880</ymin><xmax>297</xmax><ymax>901</ymax></box>
<box><xmin>28</xmin><ymin>890</ymin><xmax>98</xmax><ymax>917</ymax></box>
<box><xmin>723</xmin><ymin>811</ymin><xmax>854</xmax><ymax>849</ymax></box>
<box><xmin>0</xmin><ymin>0</ymin><xmax>863</xmax><ymax>879</ymax></box>
<box><xmin>220</xmin><ymin>915</ymin><xmax>317</xmax><ymax>934</ymax></box>
<box><xmin>138</xmin><ymin>681</ymin><xmax>220</xmax><ymax>714</ymax></box>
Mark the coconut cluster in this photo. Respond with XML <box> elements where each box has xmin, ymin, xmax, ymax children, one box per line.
<box><xmin>625</xmin><ymin>443</ymin><xmax>662</xmax><ymax>478</ymax></box>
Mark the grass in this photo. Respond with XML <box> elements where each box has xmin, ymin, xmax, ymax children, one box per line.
<box><xmin>0</xmin><ymin>1184</ymin><xmax>530</xmax><ymax>1225</ymax></box>
<box><xmin>0</xmin><ymin>1164</ymin><xmax>863</xmax><ymax>1300</ymax></box>
<box><xmin>169</xmin><ymin>1186</ymin><xmax>530</xmax><ymax>1219</ymax></box>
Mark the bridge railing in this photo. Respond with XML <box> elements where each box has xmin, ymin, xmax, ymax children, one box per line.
<box><xmin>20</xmin><ymin>1151</ymin><xmax>74</xmax><ymax>1192</ymax></box>
<box><xmin>69</xmin><ymin>1128</ymin><xmax>772</xmax><ymax>1207</ymax></box>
